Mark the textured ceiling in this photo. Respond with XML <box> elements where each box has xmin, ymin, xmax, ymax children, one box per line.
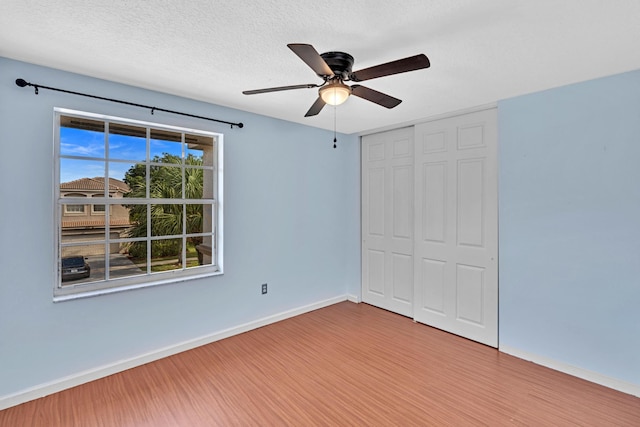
<box><xmin>2</xmin><ymin>0</ymin><xmax>640</xmax><ymax>134</ymax></box>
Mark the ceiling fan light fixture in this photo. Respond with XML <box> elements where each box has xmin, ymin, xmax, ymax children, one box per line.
<box><xmin>319</xmin><ymin>82</ymin><xmax>351</xmax><ymax>106</ymax></box>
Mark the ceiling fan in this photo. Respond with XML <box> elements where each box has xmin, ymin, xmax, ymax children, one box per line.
<box><xmin>243</xmin><ymin>43</ymin><xmax>430</xmax><ymax>117</ymax></box>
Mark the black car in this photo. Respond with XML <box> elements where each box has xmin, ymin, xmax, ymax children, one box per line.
<box><xmin>61</xmin><ymin>256</ymin><xmax>91</xmax><ymax>282</ymax></box>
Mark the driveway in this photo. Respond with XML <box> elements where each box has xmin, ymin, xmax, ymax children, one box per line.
<box><xmin>86</xmin><ymin>254</ymin><xmax>143</xmax><ymax>280</ymax></box>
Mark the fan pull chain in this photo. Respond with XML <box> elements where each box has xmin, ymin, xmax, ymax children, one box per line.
<box><xmin>333</xmin><ymin>105</ymin><xmax>337</xmax><ymax>149</ymax></box>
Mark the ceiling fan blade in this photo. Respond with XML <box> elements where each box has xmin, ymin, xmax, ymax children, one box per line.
<box><xmin>351</xmin><ymin>85</ymin><xmax>402</xmax><ymax>109</ymax></box>
<box><xmin>350</xmin><ymin>54</ymin><xmax>430</xmax><ymax>82</ymax></box>
<box><xmin>288</xmin><ymin>44</ymin><xmax>334</xmax><ymax>77</ymax></box>
<box><xmin>304</xmin><ymin>97</ymin><xmax>326</xmax><ymax>117</ymax></box>
<box><xmin>243</xmin><ymin>83</ymin><xmax>319</xmax><ymax>95</ymax></box>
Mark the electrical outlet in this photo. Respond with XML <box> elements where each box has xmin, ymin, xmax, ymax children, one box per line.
<box><xmin>261</xmin><ymin>283</ymin><xmax>268</xmax><ymax>294</ymax></box>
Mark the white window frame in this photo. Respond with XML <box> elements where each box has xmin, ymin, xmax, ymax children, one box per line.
<box><xmin>54</xmin><ymin>108</ymin><xmax>224</xmax><ymax>301</ymax></box>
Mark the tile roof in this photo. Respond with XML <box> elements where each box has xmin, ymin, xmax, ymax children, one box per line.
<box><xmin>62</xmin><ymin>218</ymin><xmax>132</xmax><ymax>229</ymax></box>
<box><xmin>60</xmin><ymin>177</ymin><xmax>130</xmax><ymax>192</ymax></box>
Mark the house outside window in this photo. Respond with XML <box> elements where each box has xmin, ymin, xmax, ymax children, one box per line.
<box><xmin>55</xmin><ymin>108</ymin><xmax>223</xmax><ymax>300</ymax></box>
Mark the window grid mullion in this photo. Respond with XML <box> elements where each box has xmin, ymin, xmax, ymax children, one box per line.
<box><xmin>182</xmin><ymin>132</ymin><xmax>186</xmax><ymax>268</ymax></box>
<box><xmin>146</xmin><ymin>126</ymin><xmax>151</xmax><ymax>274</ymax></box>
<box><xmin>104</xmin><ymin>121</ymin><xmax>110</xmax><ymax>280</ymax></box>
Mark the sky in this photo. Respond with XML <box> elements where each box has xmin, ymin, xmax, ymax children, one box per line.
<box><xmin>59</xmin><ymin>127</ymin><xmax>201</xmax><ymax>184</ymax></box>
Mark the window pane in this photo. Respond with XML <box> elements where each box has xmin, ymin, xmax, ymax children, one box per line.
<box><xmin>110</xmin><ymin>200</ymin><xmax>131</xmax><ymax>226</ymax></box>
<box><xmin>150</xmin><ymin>165</ymin><xmax>182</xmax><ymax>198</ymax></box>
<box><xmin>150</xmin><ymin>129</ymin><xmax>182</xmax><ymax>162</ymax></box>
<box><xmin>60</xmin><ymin>159</ymin><xmax>105</xmax><ymax>188</ymax></box>
<box><xmin>60</xmin><ymin>204</ymin><xmax>104</xmax><ymax>245</ymax></box>
<box><xmin>122</xmin><ymin>203</ymin><xmax>147</xmax><ymax>238</ymax></box>
<box><xmin>151</xmin><ymin>238</ymin><xmax>182</xmax><ymax>272</ymax></box>
<box><xmin>185</xmin><ymin>135</ymin><xmax>212</xmax><ymax>200</ymax></box>
<box><xmin>110</xmin><ymin>251</ymin><xmax>145</xmax><ymax>279</ymax></box>
<box><xmin>186</xmin><ymin>204</ymin><xmax>212</xmax><ymax>234</ymax></box>
<box><xmin>109</xmin><ymin>123</ymin><xmax>147</xmax><ymax>161</ymax></box>
<box><xmin>185</xmin><ymin>240</ymin><xmax>200</xmax><ymax>268</ymax></box>
<box><xmin>124</xmin><ymin>240</ymin><xmax>148</xmax><ymax>270</ymax></box>
<box><xmin>113</xmin><ymin>161</ymin><xmax>145</xmax><ymax>198</ymax></box>
<box><xmin>151</xmin><ymin>204</ymin><xmax>183</xmax><ymax>236</ymax></box>
<box><xmin>60</xmin><ymin>245</ymin><xmax>105</xmax><ymax>285</ymax></box>
<box><xmin>60</xmin><ymin>115</ymin><xmax>105</xmax><ymax>158</ymax></box>
<box><xmin>186</xmin><ymin>134</ymin><xmax>214</xmax><ymax>166</ymax></box>
<box><xmin>185</xmin><ymin>166</ymin><xmax>204</xmax><ymax>199</ymax></box>
<box><xmin>193</xmin><ymin>235</ymin><xmax>214</xmax><ymax>268</ymax></box>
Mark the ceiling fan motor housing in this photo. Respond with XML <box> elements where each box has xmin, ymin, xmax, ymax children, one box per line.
<box><xmin>319</xmin><ymin>51</ymin><xmax>354</xmax><ymax>79</ymax></box>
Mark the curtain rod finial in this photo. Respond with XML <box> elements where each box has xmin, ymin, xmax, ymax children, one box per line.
<box><xmin>15</xmin><ymin>78</ymin><xmax>28</xmax><ymax>87</ymax></box>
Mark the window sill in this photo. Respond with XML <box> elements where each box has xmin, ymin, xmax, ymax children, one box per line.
<box><xmin>53</xmin><ymin>269</ymin><xmax>223</xmax><ymax>302</ymax></box>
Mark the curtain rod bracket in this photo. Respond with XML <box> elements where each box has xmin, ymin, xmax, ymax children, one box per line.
<box><xmin>15</xmin><ymin>78</ymin><xmax>244</xmax><ymax>129</ymax></box>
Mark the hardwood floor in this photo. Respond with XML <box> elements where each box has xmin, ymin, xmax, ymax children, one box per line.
<box><xmin>1</xmin><ymin>301</ymin><xmax>639</xmax><ymax>426</ymax></box>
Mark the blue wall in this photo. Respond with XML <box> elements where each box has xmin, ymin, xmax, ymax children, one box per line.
<box><xmin>3</xmin><ymin>54</ymin><xmax>638</xmax><ymax>400</ymax></box>
<box><xmin>499</xmin><ymin>70</ymin><xmax>640</xmax><ymax>386</ymax></box>
<box><xmin>0</xmin><ymin>57</ymin><xmax>360</xmax><ymax>397</ymax></box>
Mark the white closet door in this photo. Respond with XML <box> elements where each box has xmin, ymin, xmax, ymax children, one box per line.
<box><xmin>413</xmin><ymin>109</ymin><xmax>498</xmax><ymax>347</ymax></box>
<box><xmin>361</xmin><ymin>127</ymin><xmax>414</xmax><ymax>317</ymax></box>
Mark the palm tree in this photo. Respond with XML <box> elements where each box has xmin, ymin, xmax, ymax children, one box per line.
<box><xmin>123</xmin><ymin>153</ymin><xmax>203</xmax><ymax>263</ymax></box>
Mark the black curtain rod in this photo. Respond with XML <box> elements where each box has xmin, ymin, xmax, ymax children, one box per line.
<box><xmin>15</xmin><ymin>78</ymin><xmax>244</xmax><ymax>129</ymax></box>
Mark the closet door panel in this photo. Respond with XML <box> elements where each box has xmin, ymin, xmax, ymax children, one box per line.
<box><xmin>414</xmin><ymin>109</ymin><xmax>498</xmax><ymax>347</ymax></box>
<box><xmin>362</xmin><ymin>127</ymin><xmax>414</xmax><ymax>317</ymax></box>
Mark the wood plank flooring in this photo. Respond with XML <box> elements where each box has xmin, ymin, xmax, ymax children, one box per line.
<box><xmin>1</xmin><ymin>301</ymin><xmax>639</xmax><ymax>426</ymax></box>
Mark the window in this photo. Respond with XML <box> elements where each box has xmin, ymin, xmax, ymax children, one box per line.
<box><xmin>63</xmin><ymin>193</ymin><xmax>86</xmax><ymax>214</ymax></box>
<box><xmin>91</xmin><ymin>194</ymin><xmax>106</xmax><ymax>214</ymax></box>
<box><xmin>55</xmin><ymin>108</ymin><xmax>223</xmax><ymax>300</ymax></box>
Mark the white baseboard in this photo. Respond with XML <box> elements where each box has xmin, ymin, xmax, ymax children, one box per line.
<box><xmin>499</xmin><ymin>345</ymin><xmax>640</xmax><ymax>398</ymax></box>
<box><xmin>347</xmin><ymin>293</ymin><xmax>360</xmax><ymax>303</ymax></box>
<box><xmin>0</xmin><ymin>294</ymin><xmax>349</xmax><ymax>410</ymax></box>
